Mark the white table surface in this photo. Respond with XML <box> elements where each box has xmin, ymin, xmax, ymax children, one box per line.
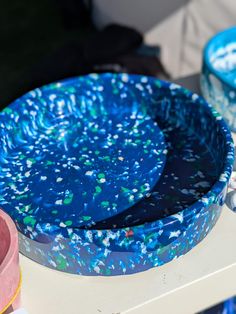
<box><xmin>20</xmin><ymin>75</ymin><xmax>236</xmax><ymax>314</ymax></box>
<box><xmin>20</xmin><ymin>204</ymin><xmax>236</xmax><ymax>314</ymax></box>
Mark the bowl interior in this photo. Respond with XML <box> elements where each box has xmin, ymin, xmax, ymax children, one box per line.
<box><xmin>0</xmin><ymin>74</ymin><xmax>167</xmax><ymax>229</ymax></box>
<box><xmin>0</xmin><ymin>74</ymin><xmax>231</xmax><ymax>232</ymax></box>
<box><xmin>93</xmin><ymin>79</ymin><xmax>230</xmax><ymax>228</ymax></box>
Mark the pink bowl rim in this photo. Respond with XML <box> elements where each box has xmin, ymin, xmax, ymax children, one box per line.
<box><xmin>0</xmin><ymin>208</ymin><xmax>19</xmax><ymax>274</ymax></box>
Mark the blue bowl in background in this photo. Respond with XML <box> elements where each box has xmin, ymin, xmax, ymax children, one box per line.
<box><xmin>1</xmin><ymin>74</ymin><xmax>234</xmax><ymax>276</ymax></box>
<box><xmin>201</xmin><ymin>26</ymin><xmax>236</xmax><ymax>132</ymax></box>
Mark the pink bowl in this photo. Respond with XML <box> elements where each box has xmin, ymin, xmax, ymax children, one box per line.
<box><xmin>0</xmin><ymin>209</ymin><xmax>21</xmax><ymax>313</ymax></box>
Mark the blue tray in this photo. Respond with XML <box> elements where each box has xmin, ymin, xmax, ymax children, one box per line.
<box><xmin>1</xmin><ymin>74</ymin><xmax>234</xmax><ymax>276</ymax></box>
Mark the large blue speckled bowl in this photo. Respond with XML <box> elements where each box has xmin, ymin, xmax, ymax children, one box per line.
<box><xmin>1</xmin><ymin>74</ymin><xmax>234</xmax><ymax>276</ymax></box>
<box><xmin>0</xmin><ymin>74</ymin><xmax>167</xmax><ymax>228</ymax></box>
<box><xmin>201</xmin><ymin>26</ymin><xmax>236</xmax><ymax>132</ymax></box>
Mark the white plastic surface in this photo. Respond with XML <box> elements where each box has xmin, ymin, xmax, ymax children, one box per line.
<box><xmin>11</xmin><ymin>309</ymin><xmax>28</xmax><ymax>314</ymax></box>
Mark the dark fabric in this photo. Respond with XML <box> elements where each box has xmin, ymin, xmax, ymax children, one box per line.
<box><xmin>29</xmin><ymin>42</ymin><xmax>89</xmax><ymax>89</ymax></box>
<box><xmin>28</xmin><ymin>24</ymin><xmax>169</xmax><ymax>88</ymax></box>
<box><xmin>1</xmin><ymin>2</ymin><xmax>169</xmax><ymax>107</ymax></box>
<box><xmin>0</xmin><ymin>0</ymin><xmax>94</xmax><ymax>107</ymax></box>
<box><xmin>84</xmin><ymin>24</ymin><xmax>143</xmax><ymax>63</ymax></box>
<box><xmin>55</xmin><ymin>0</ymin><xmax>93</xmax><ymax>29</ymax></box>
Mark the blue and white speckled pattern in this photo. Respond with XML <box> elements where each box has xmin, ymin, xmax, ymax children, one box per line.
<box><xmin>2</xmin><ymin>74</ymin><xmax>235</xmax><ymax>276</ymax></box>
<box><xmin>201</xmin><ymin>26</ymin><xmax>236</xmax><ymax>132</ymax></box>
<box><xmin>19</xmin><ymin>198</ymin><xmax>222</xmax><ymax>275</ymax></box>
<box><xmin>0</xmin><ymin>74</ymin><xmax>167</xmax><ymax>228</ymax></box>
<box><xmin>92</xmin><ymin>123</ymin><xmax>222</xmax><ymax>228</ymax></box>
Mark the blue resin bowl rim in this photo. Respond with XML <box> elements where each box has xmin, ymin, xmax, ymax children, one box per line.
<box><xmin>203</xmin><ymin>26</ymin><xmax>236</xmax><ymax>89</ymax></box>
<box><xmin>6</xmin><ymin>74</ymin><xmax>234</xmax><ymax>235</ymax></box>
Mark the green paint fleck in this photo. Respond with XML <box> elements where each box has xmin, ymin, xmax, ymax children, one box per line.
<box><xmin>95</xmin><ymin>150</ymin><xmax>100</xmax><ymax>155</ymax></box>
<box><xmin>101</xmin><ymin>201</ymin><xmax>109</xmax><ymax>207</ymax></box>
<box><xmin>3</xmin><ymin>108</ymin><xmax>12</xmax><ymax>114</ymax></box>
<box><xmin>65</xmin><ymin>220</ymin><xmax>72</xmax><ymax>226</ymax></box>
<box><xmin>155</xmin><ymin>80</ymin><xmax>162</xmax><ymax>88</ymax></box>
<box><xmin>90</xmin><ymin>107</ymin><xmax>97</xmax><ymax>117</ymax></box>
<box><xmin>27</xmin><ymin>158</ymin><xmax>36</xmax><ymax>164</ymax></box>
<box><xmin>16</xmin><ymin>194</ymin><xmax>28</xmax><ymax>200</ymax></box>
<box><xmin>23</xmin><ymin>216</ymin><xmax>36</xmax><ymax>227</ymax></box>
<box><xmin>84</xmin><ymin>161</ymin><xmax>92</xmax><ymax>166</ymax></box>
<box><xmin>82</xmin><ymin>216</ymin><xmax>91</xmax><ymax>221</ymax></box>
<box><xmin>140</xmin><ymin>185</ymin><xmax>148</xmax><ymax>193</ymax></box>
<box><xmin>21</xmin><ymin>205</ymin><xmax>31</xmax><ymax>213</ymax></box>
<box><xmin>63</xmin><ymin>193</ymin><xmax>74</xmax><ymax>205</ymax></box>
<box><xmin>52</xmin><ymin>210</ymin><xmax>58</xmax><ymax>214</ymax></box>
<box><xmin>56</xmin><ymin>255</ymin><xmax>67</xmax><ymax>270</ymax></box>
<box><xmin>98</xmin><ymin>173</ymin><xmax>105</xmax><ymax>179</ymax></box>
<box><xmin>145</xmin><ymin>139</ymin><xmax>151</xmax><ymax>146</ymax></box>
<box><xmin>95</xmin><ymin>186</ymin><xmax>102</xmax><ymax>194</ymax></box>
<box><xmin>101</xmin><ymin>156</ymin><xmax>110</xmax><ymax>162</ymax></box>
<box><xmin>68</xmin><ymin>87</ymin><xmax>76</xmax><ymax>93</ymax></box>
<box><xmin>121</xmin><ymin>187</ymin><xmax>130</xmax><ymax>194</ymax></box>
<box><xmin>46</xmin><ymin>160</ymin><xmax>54</xmax><ymax>166</ymax></box>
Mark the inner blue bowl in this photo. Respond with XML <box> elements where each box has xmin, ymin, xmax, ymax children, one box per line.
<box><xmin>0</xmin><ymin>74</ymin><xmax>167</xmax><ymax>228</ymax></box>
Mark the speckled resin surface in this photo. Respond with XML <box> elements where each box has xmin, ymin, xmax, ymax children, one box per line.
<box><xmin>201</xmin><ymin>26</ymin><xmax>236</xmax><ymax>132</ymax></box>
<box><xmin>0</xmin><ymin>74</ymin><xmax>166</xmax><ymax>228</ymax></box>
<box><xmin>2</xmin><ymin>74</ymin><xmax>234</xmax><ymax>276</ymax></box>
<box><xmin>93</xmin><ymin>122</ymin><xmax>222</xmax><ymax>228</ymax></box>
